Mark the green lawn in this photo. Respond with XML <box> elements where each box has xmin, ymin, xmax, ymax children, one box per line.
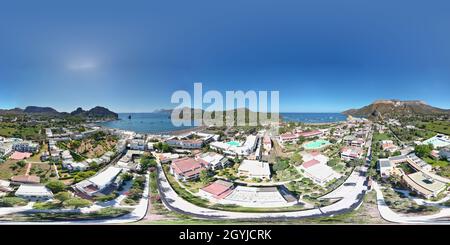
<box><xmin>372</xmin><ymin>132</ymin><xmax>391</xmax><ymax>143</ymax></box>
<box><xmin>424</xmin><ymin>156</ymin><xmax>449</xmax><ymax>168</ymax></box>
<box><xmin>423</xmin><ymin>121</ymin><xmax>450</xmax><ymax>135</ymax></box>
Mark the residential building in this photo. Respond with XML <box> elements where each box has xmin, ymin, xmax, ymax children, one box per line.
<box><xmin>279</xmin><ymin>133</ymin><xmax>299</xmax><ymax>144</ymax></box>
<box><xmin>129</xmin><ymin>139</ymin><xmax>146</xmax><ymax>151</ymax></box>
<box><xmin>299</xmin><ymin>152</ymin><xmax>340</xmax><ymax>185</ymax></box>
<box><xmin>381</xmin><ymin>140</ymin><xmax>399</xmax><ymax>153</ymax></box>
<box><xmin>74</xmin><ymin>166</ymin><xmax>123</xmax><ymax>196</ymax></box>
<box><xmin>263</xmin><ymin>135</ymin><xmax>272</xmax><ymax>154</ymax></box>
<box><xmin>402</xmin><ymin>172</ymin><xmax>447</xmax><ymax>199</ymax></box>
<box><xmin>378</xmin><ymin>158</ymin><xmax>394</xmax><ymax>178</ymax></box>
<box><xmin>0</xmin><ymin>142</ymin><xmax>13</xmax><ymax>157</ymax></box>
<box><xmin>297</xmin><ymin>130</ymin><xmax>323</xmax><ymax>138</ymax></box>
<box><xmin>439</xmin><ymin>148</ymin><xmax>450</xmax><ymax>161</ymax></box>
<box><xmin>15</xmin><ymin>184</ymin><xmax>53</xmax><ymax>201</ymax></box>
<box><xmin>166</xmin><ymin>139</ymin><xmax>204</xmax><ymax>149</ymax></box>
<box><xmin>340</xmin><ymin>146</ymin><xmax>364</xmax><ymax>161</ymax></box>
<box><xmin>238</xmin><ymin>160</ymin><xmax>271</xmax><ymax>180</ymax></box>
<box><xmin>196</xmin><ymin>152</ymin><xmax>230</xmax><ymax>170</ymax></box>
<box><xmin>170</xmin><ymin>157</ymin><xmax>206</xmax><ymax>182</ymax></box>
<box><xmin>13</xmin><ymin>141</ymin><xmax>39</xmax><ymax>153</ymax></box>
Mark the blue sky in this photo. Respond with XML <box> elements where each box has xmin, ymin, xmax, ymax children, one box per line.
<box><xmin>1</xmin><ymin>0</ymin><xmax>449</xmax><ymax>113</ymax></box>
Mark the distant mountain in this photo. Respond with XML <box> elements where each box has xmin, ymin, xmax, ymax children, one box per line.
<box><xmin>0</xmin><ymin>108</ymin><xmax>24</xmax><ymax>115</ymax></box>
<box><xmin>164</xmin><ymin>107</ymin><xmax>278</xmax><ymax>125</ymax></box>
<box><xmin>342</xmin><ymin>99</ymin><xmax>450</xmax><ymax>119</ymax></box>
<box><xmin>70</xmin><ymin>106</ymin><xmax>118</xmax><ymax>119</ymax></box>
<box><xmin>24</xmin><ymin>106</ymin><xmax>60</xmax><ymax>114</ymax></box>
<box><xmin>0</xmin><ymin>105</ymin><xmax>118</xmax><ymax>120</ymax></box>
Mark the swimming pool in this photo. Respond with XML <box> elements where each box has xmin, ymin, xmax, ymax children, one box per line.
<box><xmin>423</xmin><ymin>135</ymin><xmax>450</xmax><ymax>148</ymax></box>
<box><xmin>227</xmin><ymin>141</ymin><xmax>241</xmax><ymax>147</ymax></box>
<box><xmin>303</xmin><ymin>139</ymin><xmax>331</xmax><ymax>150</ymax></box>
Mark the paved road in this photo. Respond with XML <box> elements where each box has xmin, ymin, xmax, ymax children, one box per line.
<box><xmin>0</xmin><ymin>174</ymin><xmax>150</xmax><ymax>224</ymax></box>
<box><xmin>373</xmin><ymin>181</ymin><xmax>450</xmax><ymax>224</ymax></box>
<box><xmin>156</xmin><ymin>162</ymin><xmax>369</xmax><ymax>220</ymax></box>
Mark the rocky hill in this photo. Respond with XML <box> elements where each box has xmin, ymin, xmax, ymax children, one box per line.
<box><xmin>0</xmin><ymin>105</ymin><xmax>118</xmax><ymax>120</ymax></box>
<box><xmin>342</xmin><ymin>99</ymin><xmax>450</xmax><ymax>119</ymax></box>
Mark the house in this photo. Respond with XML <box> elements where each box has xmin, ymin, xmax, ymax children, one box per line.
<box><xmin>74</xmin><ymin>167</ymin><xmax>123</xmax><ymax>196</ymax></box>
<box><xmin>240</xmin><ymin>135</ymin><xmax>259</xmax><ymax>154</ymax></box>
<box><xmin>439</xmin><ymin>148</ymin><xmax>450</xmax><ymax>161</ymax></box>
<box><xmin>61</xmin><ymin>150</ymin><xmax>73</xmax><ymax>161</ymax></box>
<box><xmin>238</xmin><ymin>160</ymin><xmax>271</xmax><ymax>180</ymax></box>
<box><xmin>198</xmin><ymin>180</ymin><xmax>234</xmax><ymax>200</ymax></box>
<box><xmin>170</xmin><ymin>157</ymin><xmax>206</xmax><ymax>182</ymax></box>
<box><xmin>340</xmin><ymin>146</ymin><xmax>363</xmax><ymax>161</ymax></box>
<box><xmin>13</xmin><ymin>141</ymin><xmax>40</xmax><ymax>153</ymax></box>
<box><xmin>0</xmin><ymin>180</ymin><xmax>12</xmax><ymax>197</ymax></box>
<box><xmin>343</xmin><ymin>135</ymin><xmax>356</xmax><ymax>145</ymax></box>
<box><xmin>196</xmin><ymin>152</ymin><xmax>230</xmax><ymax>170</ymax></box>
<box><xmin>15</xmin><ymin>184</ymin><xmax>53</xmax><ymax>201</ymax></box>
<box><xmin>129</xmin><ymin>139</ymin><xmax>146</xmax><ymax>151</ymax></box>
<box><xmin>381</xmin><ymin>140</ymin><xmax>399</xmax><ymax>153</ymax></box>
<box><xmin>378</xmin><ymin>158</ymin><xmax>394</xmax><ymax>178</ymax></box>
<box><xmin>279</xmin><ymin>133</ymin><xmax>299</xmax><ymax>144</ymax></box>
<box><xmin>156</xmin><ymin>152</ymin><xmax>180</xmax><ymax>164</ymax></box>
<box><xmin>263</xmin><ymin>135</ymin><xmax>272</xmax><ymax>154</ymax></box>
<box><xmin>0</xmin><ymin>142</ymin><xmax>13</xmax><ymax>157</ymax></box>
<box><xmin>40</xmin><ymin>151</ymin><xmax>50</xmax><ymax>161</ymax></box>
<box><xmin>351</xmin><ymin>139</ymin><xmax>366</xmax><ymax>148</ymax></box>
<box><xmin>166</xmin><ymin>139</ymin><xmax>204</xmax><ymax>149</ymax></box>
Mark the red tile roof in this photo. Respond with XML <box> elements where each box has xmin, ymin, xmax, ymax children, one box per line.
<box><xmin>302</xmin><ymin>159</ymin><xmax>320</xmax><ymax>168</ymax></box>
<box><xmin>10</xmin><ymin>152</ymin><xmax>32</xmax><ymax>160</ymax></box>
<box><xmin>171</xmin><ymin>157</ymin><xmax>206</xmax><ymax>178</ymax></box>
<box><xmin>10</xmin><ymin>175</ymin><xmax>40</xmax><ymax>184</ymax></box>
<box><xmin>298</xmin><ymin>130</ymin><xmax>322</xmax><ymax>137</ymax></box>
<box><xmin>201</xmin><ymin>180</ymin><xmax>234</xmax><ymax>199</ymax></box>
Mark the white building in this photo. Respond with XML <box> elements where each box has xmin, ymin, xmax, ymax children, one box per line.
<box><xmin>15</xmin><ymin>184</ymin><xmax>53</xmax><ymax>201</ymax></box>
<box><xmin>299</xmin><ymin>152</ymin><xmax>340</xmax><ymax>185</ymax></box>
<box><xmin>13</xmin><ymin>141</ymin><xmax>40</xmax><ymax>153</ymax></box>
<box><xmin>129</xmin><ymin>139</ymin><xmax>146</xmax><ymax>151</ymax></box>
<box><xmin>74</xmin><ymin>166</ymin><xmax>123</xmax><ymax>196</ymax></box>
<box><xmin>0</xmin><ymin>142</ymin><xmax>13</xmax><ymax>157</ymax></box>
<box><xmin>340</xmin><ymin>146</ymin><xmax>363</xmax><ymax>161</ymax></box>
<box><xmin>378</xmin><ymin>158</ymin><xmax>394</xmax><ymax>178</ymax></box>
<box><xmin>196</xmin><ymin>152</ymin><xmax>230</xmax><ymax>170</ymax></box>
<box><xmin>238</xmin><ymin>160</ymin><xmax>271</xmax><ymax>180</ymax></box>
<box><xmin>439</xmin><ymin>148</ymin><xmax>450</xmax><ymax>161</ymax></box>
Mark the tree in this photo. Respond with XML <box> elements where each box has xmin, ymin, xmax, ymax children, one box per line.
<box><xmin>139</xmin><ymin>156</ymin><xmax>157</xmax><ymax>173</ymax></box>
<box><xmin>54</xmin><ymin>192</ymin><xmax>72</xmax><ymax>203</ymax></box>
<box><xmin>121</xmin><ymin>172</ymin><xmax>133</xmax><ymax>182</ymax></box>
<box><xmin>273</xmin><ymin>158</ymin><xmax>289</xmax><ymax>171</ymax></box>
<box><xmin>347</xmin><ymin>158</ymin><xmax>364</xmax><ymax>168</ymax></box>
<box><xmin>154</xmin><ymin>142</ymin><xmax>171</xmax><ymax>153</ymax></box>
<box><xmin>199</xmin><ymin>170</ymin><xmax>212</xmax><ymax>184</ymax></box>
<box><xmin>290</xmin><ymin>151</ymin><xmax>303</xmax><ymax>166</ymax></box>
<box><xmin>63</xmin><ymin>197</ymin><xmax>92</xmax><ymax>209</ymax></box>
<box><xmin>327</xmin><ymin>158</ymin><xmax>340</xmax><ymax>167</ymax></box>
<box><xmin>415</xmin><ymin>143</ymin><xmax>433</xmax><ymax>158</ymax></box>
<box><xmin>45</xmin><ymin>180</ymin><xmax>66</xmax><ymax>193</ymax></box>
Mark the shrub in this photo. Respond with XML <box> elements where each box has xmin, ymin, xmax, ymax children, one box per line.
<box><xmin>0</xmin><ymin>197</ymin><xmax>28</xmax><ymax>207</ymax></box>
